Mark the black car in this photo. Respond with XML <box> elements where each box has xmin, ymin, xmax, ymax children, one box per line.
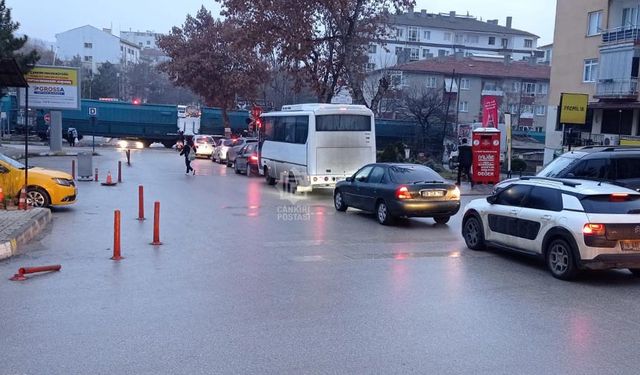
<box><xmin>234</xmin><ymin>143</ymin><xmax>260</xmax><ymax>176</ymax></box>
<box><xmin>333</xmin><ymin>163</ymin><xmax>461</xmax><ymax>225</ymax></box>
<box><xmin>538</xmin><ymin>146</ymin><xmax>640</xmax><ymax>191</ymax></box>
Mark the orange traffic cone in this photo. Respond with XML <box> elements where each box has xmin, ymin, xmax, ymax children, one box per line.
<box><xmin>18</xmin><ymin>188</ymin><xmax>27</xmax><ymax>210</ymax></box>
<box><xmin>101</xmin><ymin>171</ymin><xmax>117</xmax><ymax>186</ymax></box>
<box><xmin>0</xmin><ymin>187</ymin><xmax>4</xmax><ymax>209</ymax></box>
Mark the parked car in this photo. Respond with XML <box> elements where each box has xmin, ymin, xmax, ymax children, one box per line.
<box><xmin>462</xmin><ymin>176</ymin><xmax>640</xmax><ymax>280</ymax></box>
<box><xmin>194</xmin><ymin>135</ymin><xmax>216</xmax><ymax>158</ymax></box>
<box><xmin>333</xmin><ymin>163</ymin><xmax>461</xmax><ymax>225</ymax></box>
<box><xmin>234</xmin><ymin>143</ymin><xmax>260</xmax><ymax>176</ymax></box>
<box><xmin>0</xmin><ymin>153</ymin><xmax>77</xmax><ymax>207</ymax></box>
<box><xmin>213</xmin><ymin>139</ymin><xmax>236</xmax><ymax>164</ymax></box>
<box><xmin>226</xmin><ymin>138</ymin><xmax>258</xmax><ymax>167</ymax></box>
<box><xmin>535</xmin><ymin>146</ymin><xmax>640</xmax><ymax>191</ymax></box>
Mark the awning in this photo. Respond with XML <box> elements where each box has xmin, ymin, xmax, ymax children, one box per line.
<box><xmin>588</xmin><ymin>101</ymin><xmax>640</xmax><ymax>109</ymax></box>
<box><xmin>444</xmin><ymin>78</ymin><xmax>458</xmax><ymax>93</ymax></box>
<box><xmin>0</xmin><ymin>58</ymin><xmax>28</xmax><ymax>88</ymax></box>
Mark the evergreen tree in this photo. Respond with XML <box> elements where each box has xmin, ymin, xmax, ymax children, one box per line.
<box><xmin>0</xmin><ymin>0</ymin><xmax>39</xmax><ymax>73</ymax></box>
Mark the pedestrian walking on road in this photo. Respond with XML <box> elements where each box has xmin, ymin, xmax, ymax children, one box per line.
<box><xmin>456</xmin><ymin>138</ymin><xmax>473</xmax><ymax>188</ymax></box>
<box><xmin>180</xmin><ymin>137</ymin><xmax>196</xmax><ymax>175</ymax></box>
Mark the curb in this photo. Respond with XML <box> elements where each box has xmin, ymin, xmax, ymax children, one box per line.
<box><xmin>0</xmin><ymin>208</ymin><xmax>52</xmax><ymax>261</ymax></box>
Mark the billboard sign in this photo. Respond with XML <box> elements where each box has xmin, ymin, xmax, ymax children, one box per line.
<box><xmin>19</xmin><ymin>66</ymin><xmax>81</xmax><ymax>110</ymax></box>
<box><xmin>560</xmin><ymin>93</ymin><xmax>588</xmax><ymax>125</ymax></box>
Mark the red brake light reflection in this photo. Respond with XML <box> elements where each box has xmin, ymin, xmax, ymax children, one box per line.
<box><xmin>583</xmin><ymin>223</ymin><xmax>606</xmax><ymax>236</ymax></box>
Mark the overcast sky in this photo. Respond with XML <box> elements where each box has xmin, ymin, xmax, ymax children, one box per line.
<box><xmin>8</xmin><ymin>0</ymin><xmax>556</xmax><ymax>45</ymax></box>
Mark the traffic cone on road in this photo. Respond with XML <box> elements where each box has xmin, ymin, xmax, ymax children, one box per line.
<box><xmin>0</xmin><ymin>187</ymin><xmax>4</xmax><ymax>209</ymax></box>
<box><xmin>18</xmin><ymin>188</ymin><xmax>27</xmax><ymax>210</ymax></box>
<box><xmin>101</xmin><ymin>171</ymin><xmax>117</xmax><ymax>186</ymax></box>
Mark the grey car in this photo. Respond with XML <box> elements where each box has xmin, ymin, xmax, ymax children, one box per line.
<box><xmin>226</xmin><ymin>138</ymin><xmax>258</xmax><ymax>167</ymax></box>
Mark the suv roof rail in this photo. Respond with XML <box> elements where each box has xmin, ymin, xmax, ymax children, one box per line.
<box><xmin>580</xmin><ymin>145</ymin><xmax>640</xmax><ymax>152</ymax></box>
<box><xmin>519</xmin><ymin>176</ymin><xmax>581</xmax><ymax>187</ymax></box>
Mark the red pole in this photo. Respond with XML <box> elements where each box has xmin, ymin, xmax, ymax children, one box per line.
<box><xmin>111</xmin><ymin>210</ymin><xmax>123</xmax><ymax>260</ymax></box>
<box><xmin>10</xmin><ymin>264</ymin><xmax>62</xmax><ymax>281</ymax></box>
<box><xmin>118</xmin><ymin>161</ymin><xmax>122</xmax><ymax>183</ymax></box>
<box><xmin>151</xmin><ymin>201</ymin><xmax>162</xmax><ymax>245</ymax></box>
<box><xmin>94</xmin><ymin>168</ymin><xmax>98</xmax><ymax>182</ymax></box>
<box><xmin>137</xmin><ymin>185</ymin><xmax>145</xmax><ymax>220</ymax></box>
<box><xmin>71</xmin><ymin>159</ymin><xmax>76</xmax><ymax>180</ymax></box>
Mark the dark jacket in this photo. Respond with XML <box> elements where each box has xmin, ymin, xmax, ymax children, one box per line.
<box><xmin>458</xmin><ymin>145</ymin><xmax>472</xmax><ymax>166</ymax></box>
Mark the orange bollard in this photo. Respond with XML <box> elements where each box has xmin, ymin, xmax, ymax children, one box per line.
<box><xmin>18</xmin><ymin>187</ymin><xmax>27</xmax><ymax>210</ymax></box>
<box><xmin>10</xmin><ymin>264</ymin><xmax>62</xmax><ymax>281</ymax></box>
<box><xmin>118</xmin><ymin>161</ymin><xmax>122</xmax><ymax>183</ymax></box>
<box><xmin>137</xmin><ymin>185</ymin><xmax>145</xmax><ymax>220</ymax></box>
<box><xmin>111</xmin><ymin>210</ymin><xmax>123</xmax><ymax>260</ymax></box>
<box><xmin>71</xmin><ymin>159</ymin><xmax>76</xmax><ymax>180</ymax></box>
<box><xmin>151</xmin><ymin>201</ymin><xmax>162</xmax><ymax>245</ymax></box>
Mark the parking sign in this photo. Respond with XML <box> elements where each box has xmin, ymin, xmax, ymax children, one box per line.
<box><xmin>89</xmin><ymin>107</ymin><xmax>97</xmax><ymax>117</ymax></box>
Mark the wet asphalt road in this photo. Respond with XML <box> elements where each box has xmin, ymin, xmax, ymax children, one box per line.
<box><xmin>1</xmin><ymin>147</ymin><xmax>640</xmax><ymax>374</ymax></box>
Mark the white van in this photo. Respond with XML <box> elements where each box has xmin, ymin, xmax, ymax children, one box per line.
<box><xmin>260</xmin><ymin>103</ymin><xmax>376</xmax><ymax>192</ymax></box>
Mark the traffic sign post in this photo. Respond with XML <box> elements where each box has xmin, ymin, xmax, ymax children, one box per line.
<box><xmin>89</xmin><ymin>108</ymin><xmax>97</xmax><ymax>154</ymax></box>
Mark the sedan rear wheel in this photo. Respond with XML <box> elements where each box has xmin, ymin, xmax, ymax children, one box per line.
<box><xmin>546</xmin><ymin>238</ymin><xmax>578</xmax><ymax>280</ymax></box>
<box><xmin>376</xmin><ymin>201</ymin><xmax>394</xmax><ymax>225</ymax></box>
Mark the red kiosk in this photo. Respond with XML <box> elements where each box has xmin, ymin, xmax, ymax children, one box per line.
<box><xmin>472</xmin><ymin>127</ymin><xmax>501</xmax><ymax>185</ymax></box>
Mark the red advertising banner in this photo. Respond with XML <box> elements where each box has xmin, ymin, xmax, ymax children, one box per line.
<box><xmin>481</xmin><ymin>96</ymin><xmax>499</xmax><ymax>127</ymax></box>
<box><xmin>472</xmin><ymin>128</ymin><xmax>501</xmax><ymax>184</ymax></box>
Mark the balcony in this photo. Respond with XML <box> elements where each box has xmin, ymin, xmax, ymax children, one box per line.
<box><xmin>602</xmin><ymin>27</ymin><xmax>640</xmax><ymax>46</ymax></box>
<box><xmin>481</xmin><ymin>89</ymin><xmax>504</xmax><ymax>97</ymax></box>
<box><xmin>595</xmin><ymin>78</ymin><xmax>639</xmax><ymax>99</ymax></box>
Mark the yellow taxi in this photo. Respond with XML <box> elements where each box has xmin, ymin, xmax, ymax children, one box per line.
<box><xmin>0</xmin><ymin>153</ymin><xmax>77</xmax><ymax>207</ymax></box>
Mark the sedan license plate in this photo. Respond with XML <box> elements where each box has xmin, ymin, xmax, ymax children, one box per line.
<box><xmin>421</xmin><ymin>190</ymin><xmax>445</xmax><ymax>198</ymax></box>
<box><xmin>621</xmin><ymin>241</ymin><xmax>640</xmax><ymax>252</ymax></box>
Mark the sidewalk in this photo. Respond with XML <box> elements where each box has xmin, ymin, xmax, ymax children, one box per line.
<box><xmin>0</xmin><ymin>208</ymin><xmax>52</xmax><ymax>261</ymax></box>
<box><xmin>458</xmin><ymin>183</ymin><xmax>495</xmax><ymax>196</ymax></box>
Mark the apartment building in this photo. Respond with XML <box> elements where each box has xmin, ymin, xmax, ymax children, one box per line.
<box><xmin>55</xmin><ymin>25</ymin><xmax>141</xmax><ymax>73</ymax></box>
<box><xmin>545</xmin><ymin>0</ymin><xmax>640</xmax><ymax>164</ymax></box>
<box><xmin>367</xmin><ymin>9</ymin><xmax>541</xmax><ymax>71</ymax></box>
<box><xmin>120</xmin><ymin>30</ymin><xmax>163</xmax><ymax>50</ymax></box>
<box><xmin>367</xmin><ymin>55</ymin><xmax>550</xmax><ymax>131</ymax></box>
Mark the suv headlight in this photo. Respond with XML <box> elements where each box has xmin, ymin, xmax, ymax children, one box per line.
<box><xmin>53</xmin><ymin>178</ymin><xmax>73</xmax><ymax>186</ymax></box>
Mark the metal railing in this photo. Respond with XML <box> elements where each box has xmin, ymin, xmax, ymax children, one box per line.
<box><xmin>595</xmin><ymin>78</ymin><xmax>639</xmax><ymax>98</ymax></box>
<box><xmin>602</xmin><ymin>26</ymin><xmax>640</xmax><ymax>45</ymax></box>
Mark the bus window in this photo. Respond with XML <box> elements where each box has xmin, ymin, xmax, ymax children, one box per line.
<box><xmin>263</xmin><ymin>117</ymin><xmax>274</xmax><ymax>141</ymax></box>
<box><xmin>295</xmin><ymin>116</ymin><xmax>309</xmax><ymax>144</ymax></box>
<box><xmin>316</xmin><ymin>115</ymin><xmax>371</xmax><ymax>131</ymax></box>
<box><xmin>284</xmin><ymin>117</ymin><xmax>296</xmax><ymax>143</ymax></box>
<box><xmin>274</xmin><ymin>117</ymin><xmax>286</xmax><ymax>142</ymax></box>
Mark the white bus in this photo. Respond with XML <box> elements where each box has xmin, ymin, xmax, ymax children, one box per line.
<box><xmin>260</xmin><ymin>103</ymin><xmax>376</xmax><ymax>192</ymax></box>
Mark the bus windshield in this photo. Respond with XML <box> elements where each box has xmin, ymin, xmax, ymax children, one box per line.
<box><xmin>316</xmin><ymin>115</ymin><xmax>371</xmax><ymax>131</ymax></box>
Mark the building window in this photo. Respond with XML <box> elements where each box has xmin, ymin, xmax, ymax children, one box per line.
<box><xmin>536</xmin><ymin>83</ymin><xmax>548</xmax><ymax>94</ymax></box>
<box><xmin>408</xmin><ymin>27</ymin><xmax>418</xmax><ymax>42</ymax></box>
<box><xmin>365</xmin><ymin>63</ymin><xmax>376</xmax><ymax>72</ymax></box>
<box><xmin>523</xmin><ymin>82</ymin><xmax>536</xmax><ymax>94</ymax></box>
<box><xmin>368</xmin><ymin>44</ymin><xmax>377</xmax><ymax>54</ymax></box>
<box><xmin>423</xmin><ymin>31</ymin><xmax>431</xmax><ymax>40</ymax></box>
<box><xmin>438</xmin><ymin>49</ymin><xmax>448</xmax><ymax>57</ymax></box>
<box><xmin>396</xmin><ymin>28</ymin><xmax>404</xmax><ymax>38</ymax></box>
<box><xmin>409</xmin><ymin>48</ymin><xmax>419</xmax><ymax>61</ymax></box>
<box><xmin>460</xmin><ymin>78</ymin><xmax>470</xmax><ymax>90</ymax></box>
<box><xmin>483</xmin><ymin>81</ymin><xmax>498</xmax><ymax>91</ymax></box>
<box><xmin>623</xmin><ymin>7</ymin><xmax>638</xmax><ymax>28</ymax></box>
<box><xmin>390</xmin><ymin>71</ymin><xmax>404</xmax><ymax>87</ymax></box>
<box><xmin>458</xmin><ymin>101</ymin><xmax>469</xmax><ymax>113</ymax></box>
<box><xmin>444</xmin><ymin>32</ymin><xmax>451</xmax><ymax>41</ymax></box>
<box><xmin>422</xmin><ymin>49</ymin><xmax>430</xmax><ymax>58</ymax></box>
<box><xmin>466</xmin><ymin>35</ymin><xmax>479</xmax><ymax>44</ymax></box>
<box><xmin>583</xmin><ymin>59</ymin><xmax>598</xmax><ymax>82</ymax></box>
<box><xmin>84</xmin><ymin>42</ymin><xmax>93</xmax><ymax>48</ymax></box>
<box><xmin>509</xmin><ymin>104</ymin><xmax>519</xmax><ymax>114</ymax></box>
<box><xmin>524</xmin><ymin>39</ymin><xmax>533</xmax><ymax>48</ymax></box>
<box><xmin>488</xmin><ymin>36</ymin><xmax>496</xmax><ymax>45</ymax></box>
<box><xmin>511</xmin><ymin>81</ymin><xmax>520</xmax><ymax>92</ymax></box>
<box><xmin>395</xmin><ymin>46</ymin><xmax>403</xmax><ymax>55</ymax></box>
<box><xmin>501</xmin><ymin>38</ymin><xmax>509</xmax><ymax>48</ymax></box>
<box><xmin>425</xmin><ymin>76</ymin><xmax>437</xmax><ymax>88</ymax></box>
<box><xmin>535</xmin><ymin>105</ymin><xmax>546</xmax><ymax>116</ymax></box>
<box><xmin>120</xmin><ymin>46</ymin><xmax>123</xmax><ymax>51</ymax></box>
<box><xmin>455</xmin><ymin>33</ymin><xmax>464</xmax><ymax>44</ymax></box>
<box><xmin>139</xmin><ymin>42</ymin><xmax>143</xmax><ymax>47</ymax></box>
<box><xmin>587</xmin><ymin>11</ymin><xmax>602</xmax><ymax>36</ymax></box>
<box><xmin>146</xmin><ymin>40</ymin><xmax>151</xmax><ymax>45</ymax></box>
<box><xmin>84</xmin><ymin>56</ymin><xmax>93</xmax><ymax>62</ymax></box>
<box><xmin>521</xmin><ymin>105</ymin><xmax>533</xmax><ymax>114</ymax></box>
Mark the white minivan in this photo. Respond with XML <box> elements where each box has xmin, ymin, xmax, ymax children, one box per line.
<box><xmin>260</xmin><ymin>103</ymin><xmax>376</xmax><ymax>192</ymax></box>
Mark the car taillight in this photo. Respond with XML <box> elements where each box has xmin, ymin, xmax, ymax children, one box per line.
<box><xmin>583</xmin><ymin>223</ymin><xmax>606</xmax><ymax>236</ymax></box>
<box><xmin>396</xmin><ymin>186</ymin><xmax>411</xmax><ymax>199</ymax></box>
<box><xmin>250</xmin><ymin>155</ymin><xmax>258</xmax><ymax>161</ymax></box>
<box><xmin>450</xmin><ymin>186</ymin><xmax>461</xmax><ymax>200</ymax></box>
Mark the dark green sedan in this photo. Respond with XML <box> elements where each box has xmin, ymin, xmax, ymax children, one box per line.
<box><xmin>333</xmin><ymin>163</ymin><xmax>461</xmax><ymax>225</ymax></box>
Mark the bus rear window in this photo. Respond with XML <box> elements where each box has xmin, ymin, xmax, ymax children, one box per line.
<box><xmin>581</xmin><ymin>195</ymin><xmax>640</xmax><ymax>214</ymax></box>
<box><xmin>316</xmin><ymin>115</ymin><xmax>371</xmax><ymax>131</ymax></box>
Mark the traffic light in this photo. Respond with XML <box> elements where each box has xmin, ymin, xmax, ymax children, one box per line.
<box><xmin>255</xmin><ymin>118</ymin><xmax>262</xmax><ymax>130</ymax></box>
<box><xmin>132</xmin><ymin>98</ymin><xmax>141</xmax><ymax>105</ymax></box>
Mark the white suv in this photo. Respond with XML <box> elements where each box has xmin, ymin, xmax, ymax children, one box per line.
<box><xmin>461</xmin><ymin>177</ymin><xmax>640</xmax><ymax>280</ymax></box>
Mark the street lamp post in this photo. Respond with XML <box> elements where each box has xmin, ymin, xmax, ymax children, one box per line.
<box><xmin>618</xmin><ymin>109</ymin><xmax>623</xmax><ymax>143</ymax></box>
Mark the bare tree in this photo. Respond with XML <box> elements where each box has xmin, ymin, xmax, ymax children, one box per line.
<box><xmin>402</xmin><ymin>88</ymin><xmax>447</xmax><ymax>155</ymax></box>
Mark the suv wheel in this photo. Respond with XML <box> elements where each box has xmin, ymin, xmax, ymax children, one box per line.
<box><xmin>546</xmin><ymin>238</ymin><xmax>579</xmax><ymax>280</ymax></box>
<box><xmin>462</xmin><ymin>216</ymin><xmax>485</xmax><ymax>250</ymax></box>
